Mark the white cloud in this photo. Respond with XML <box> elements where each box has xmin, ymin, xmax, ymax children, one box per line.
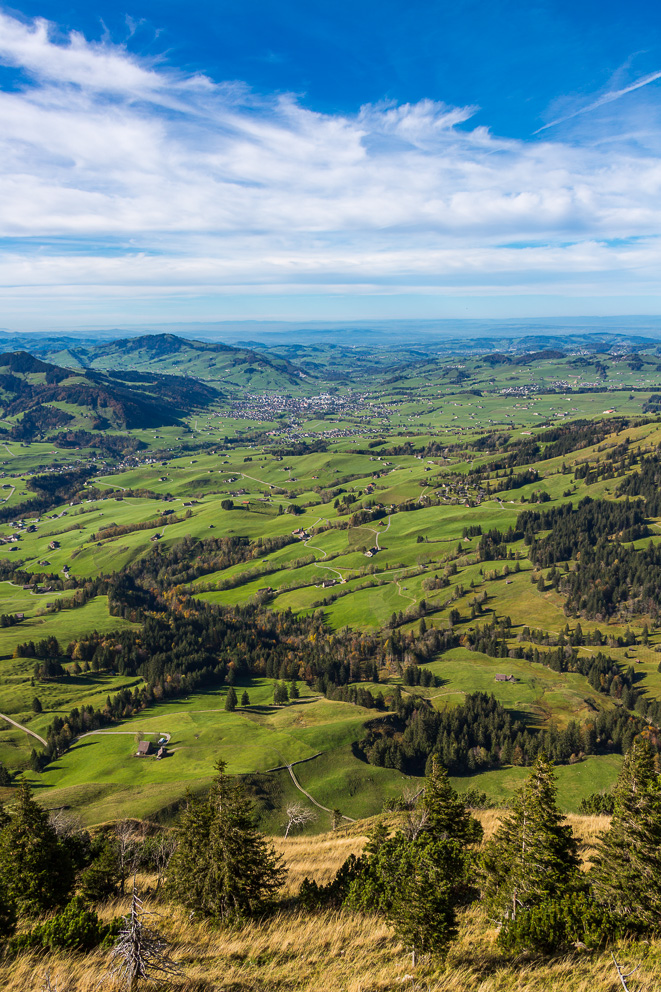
<box><xmin>0</xmin><ymin>9</ymin><xmax>660</xmax><ymax>322</ymax></box>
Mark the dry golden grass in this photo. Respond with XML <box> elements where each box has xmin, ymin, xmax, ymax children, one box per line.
<box><xmin>5</xmin><ymin>902</ymin><xmax>661</xmax><ymax>992</ymax></box>
<box><xmin>3</xmin><ymin>812</ymin><xmax>656</xmax><ymax>992</ymax></box>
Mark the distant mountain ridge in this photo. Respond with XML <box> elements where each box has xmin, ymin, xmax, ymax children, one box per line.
<box><xmin>45</xmin><ymin>333</ymin><xmax>311</xmax><ymax>388</ymax></box>
<box><xmin>0</xmin><ymin>351</ymin><xmax>219</xmax><ymax>434</ymax></box>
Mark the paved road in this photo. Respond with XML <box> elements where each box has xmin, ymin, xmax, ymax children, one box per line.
<box><xmin>0</xmin><ymin>712</ymin><xmax>48</xmax><ymax>747</ymax></box>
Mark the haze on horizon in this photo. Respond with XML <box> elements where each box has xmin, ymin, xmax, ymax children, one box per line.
<box><xmin>1</xmin><ymin>0</ymin><xmax>661</xmax><ymax>331</ymax></box>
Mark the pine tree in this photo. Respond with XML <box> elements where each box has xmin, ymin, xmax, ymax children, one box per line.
<box><xmin>590</xmin><ymin>736</ymin><xmax>661</xmax><ymax>934</ymax></box>
<box><xmin>419</xmin><ymin>757</ymin><xmax>483</xmax><ymax>845</ymax></box>
<box><xmin>480</xmin><ymin>754</ymin><xmax>580</xmax><ymax>923</ymax></box>
<box><xmin>0</xmin><ymin>778</ymin><xmax>73</xmax><ymax>915</ymax></box>
<box><xmin>388</xmin><ymin>847</ymin><xmax>458</xmax><ymax>965</ymax></box>
<box><xmin>240</xmin><ymin>690</ymin><xmax>250</xmax><ymax>706</ymax></box>
<box><xmin>167</xmin><ymin>761</ymin><xmax>285</xmax><ymax>921</ymax></box>
<box><xmin>224</xmin><ymin>686</ymin><xmax>237</xmax><ymax>712</ymax></box>
<box><xmin>79</xmin><ymin>838</ymin><xmax>120</xmax><ymax>902</ymax></box>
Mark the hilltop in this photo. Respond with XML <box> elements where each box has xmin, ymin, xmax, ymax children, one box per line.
<box><xmin>45</xmin><ymin>333</ymin><xmax>312</xmax><ymax>392</ymax></box>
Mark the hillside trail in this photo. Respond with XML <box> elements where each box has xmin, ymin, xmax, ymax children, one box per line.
<box><xmin>305</xmin><ymin>519</ymin><xmax>345</xmax><ymax>581</ymax></box>
<box><xmin>74</xmin><ymin>730</ymin><xmax>172</xmax><ymax>744</ymax></box>
<box><xmin>395</xmin><ymin>578</ymin><xmax>417</xmax><ymax>606</ymax></box>
<box><xmin>0</xmin><ymin>712</ymin><xmax>47</xmax><ymax>747</ymax></box>
<box><xmin>286</xmin><ymin>761</ymin><xmax>356</xmax><ymax>823</ymax></box>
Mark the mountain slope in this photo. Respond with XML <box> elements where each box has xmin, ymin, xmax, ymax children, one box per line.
<box><xmin>0</xmin><ymin>351</ymin><xmax>219</xmax><ymax>435</ymax></box>
<box><xmin>46</xmin><ymin>333</ymin><xmax>312</xmax><ymax>390</ymax></box>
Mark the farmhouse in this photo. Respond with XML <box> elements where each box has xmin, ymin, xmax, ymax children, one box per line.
<box><xmin>495</xmin><ymin>674</ymin><xmax>516</xmax><ymax>683</ymax></box>
<box><xmin>136</xmin><ymin>741</ymin><xmax>153</xmax><ymax>756</ymax></box>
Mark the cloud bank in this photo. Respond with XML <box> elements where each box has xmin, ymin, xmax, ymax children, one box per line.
<box><xmin>0</xmin><ymin>10</ymin><xmax>660</xmax><ymax>324</ymax></box>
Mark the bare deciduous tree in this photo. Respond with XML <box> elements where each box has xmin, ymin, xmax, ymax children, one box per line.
<box><xmin>116</xmin><ymin>820</ymin><xmax>140</xmax><ymax>896</ymax></box>
<box><xmin>108</xmin><ymin>880</ymin><xmax>180</xmax><ymax>992</ymax></box>
<box><xmin>283</xmin><ymin>802</ymin><xmax>316</xmax><ymax>838</ymax></box>
<box><xmin>153</xmin><ymin>830</ymin><xmax>178</xmax><ymax>892</ymax></box>
<box><xmin>402</xmin><ymin>806</ymin><xmax>429</xmax><ymax>842</ymax></box>
<box><xmin>48</xmin><ymin>808</ymin><xmax>84</xmax><ymax>839</ymax></box>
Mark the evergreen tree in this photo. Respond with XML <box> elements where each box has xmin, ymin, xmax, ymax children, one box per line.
<box><xmin>387</xmin><ymin>846</ymin><xmax>458</xmax><ymax>964</ymax></box>
<box><xmin>590</xmin><ymin>736</ymin><xmax>661</xmax><ymax>934</ymax></box>
<box><xmin>240</xmin><ymin>690</ymin><xmax>250</xmax><ymax>706</ymax></box>
<box><xmin>224</xmin><ymin>686</ymin><xmax>237</xmax><ymax>712</ymax></box>
<box><xmin>31</xmin><ymin>697</ymin><xmax>42</xmax><ymax>714</ymax></box>
<box><xmin>79</xmin><ymin>837</ymin><xmax>120</xmax><ymax>902</ymax></box>
<box><xmin>0</xmin><ymin>779</ymin><xmax>73</xmax><ymax>915</ymax></box>
<box><xmin>273</xmin><ymin>681</ymin><xmax>289</xmax><ymax>705</ymax></box>
<box><xmin>419</xmin><ymin>757</ymin><xmax>483</xmax><ymax>845</ymax></box>
<box><xmin>480</xmin><ymin>755</ymin><xmax>580</xmax><ymax>927</ymax></box>
<box><xmin>167</xmin><ymin>761</ymin><xmax>285</xmax><ymax>921</ymax></box>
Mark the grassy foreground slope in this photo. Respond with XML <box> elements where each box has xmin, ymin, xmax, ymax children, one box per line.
<box><xmin>4</xmin><ymin>814</ymin><xmax>661</xmax><ymax>992</ymax></box>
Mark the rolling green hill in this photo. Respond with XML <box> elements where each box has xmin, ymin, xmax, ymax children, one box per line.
<box><xmin>0</xmin><ymin>338</ymin><xmax>658</xmax><ymax>828</ymax></box>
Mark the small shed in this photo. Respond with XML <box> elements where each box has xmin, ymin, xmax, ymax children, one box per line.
<box><xmin>136</xmin><ymin>741</ymin><xmax>153</xmax><ymax>756</ymax></box>
<box><xmin>157</xmin><ymin>746</ymin><xmax>167</xmax><ymax>759</ymax></box>
<box><xmin>495</xmin><ymin>674</ymin><xmax>515</xmax><ymax>683</ymax></box>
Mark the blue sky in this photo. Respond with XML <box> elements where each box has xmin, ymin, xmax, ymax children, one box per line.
<box><xmin>1</xmin><ymin>0</ymin><xmax>661</xmax><ymax>329</ymax></box>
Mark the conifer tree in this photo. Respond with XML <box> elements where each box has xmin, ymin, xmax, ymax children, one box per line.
<box><xmin>480</xmin><ymin>754</ymin><xmax>580</xmax><ymax>923</ymax></box>
<box><xmin>345</xmin><ymin>762</ymin><xmax>480</xmax><ymax>960</ymax></box>
<box><xmin>590</xmin><ymin>736</ymin><xmax>661</xmax><ymax>934</ymax></box>
<box><xmin>419</xmin><ymin>757</ymin><xmax>483</xmax><ymax>845</ymax></box>
<box><xmin>224</xmin><ymin>686</ymin><xmax>237</xmax><ymax>712</ymax></box>
<box><xmin>0</xmin><ymin>779</ymin><xmax>73</xmax><ymax>915</ymax></box>
<box><xmin>167</xmin><ymin>761</ymin><xmax>285</xmax><ymax>921</ymax></box>
<box><xmin>388</xmin><ymin>849</ymin><xmax>458</xmax><ymax>965</ymax></box>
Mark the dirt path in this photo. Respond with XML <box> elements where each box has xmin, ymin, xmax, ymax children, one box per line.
<box><xmin>0</xmin><ymin>713</ymin><xmax>48</xmax><ymax>747</ymax></box>
<box><xmin>305</xmin><ymin>520</ymin><xmax>345</xmax><ymax>582</ymax></box>
<box><xmin>286</xmin><ymin>762</ymin><xmax>356</xmax><ymax>823</ymax></box>
<box><xmin>395</xmin><ymin>578</ymin><xmax>417</xmax><ymax>606</ymax></box>
<box><xmin>74</xmin><ymin>730</ymin><xmax>171</xmax><ymax>744</ymax></box>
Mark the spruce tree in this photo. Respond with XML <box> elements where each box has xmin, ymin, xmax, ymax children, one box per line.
<box><xmin>590</xmin><ymin>736</ymin><xmax>661</xmax><ymax>934</ymax></box>
<box><xmin>224</xmin><ymin>686</ymin><xmax>237</xmax><ymax>712</ymax></box>
<box><xmin>388</xmin><ymin>847</ymin><xmax>458</xmax><ymax>965</ymax></box>
<box><xmin>0</xmin><ymin>779</ymin><xmax>73</xmax><ymax>915</ymax></box>
<box><xmin>480</xmin><ymin>754</ymin><xmax>580</xmax><ymax>924</ymax></box>
<box><xmin>419</xmin><ymin>757</ymin><xmax>483</xmax><ymax>845</ymax></box>
<box><xmin>240</xmin><ymin>690</ymin><xmax>250</xmax><ymax>706</ymax></box>
<box><xmin>167</xmin><ymin>761</ymin><xmax>285</xmax><ymax>921</ymax></box>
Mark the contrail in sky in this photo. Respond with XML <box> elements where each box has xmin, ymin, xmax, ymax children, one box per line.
<box><xmin>535</xmin><ymin>68</ymin><xmax>661</xmax><ymax>133</ymax></box>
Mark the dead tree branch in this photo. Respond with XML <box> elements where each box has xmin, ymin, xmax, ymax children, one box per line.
<box><xmin>612</xmin><ymin>953</ymin><xmax>643</xmax><ymax>992</ymax></box>
<box><xmin>108</xmin><ymin>880</ymin><xmax>181</xmax><ymax>991</ymax></box>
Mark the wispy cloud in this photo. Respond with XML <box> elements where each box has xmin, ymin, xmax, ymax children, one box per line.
<box><xmin>535</xmin><ymin>68</ymin><xmax>661</xmax><ymax>133</ymax></box>
<box><xmin>0</xmin><ymin>9</ymin><xmax>660</xmax><ymax>324</ymax></box>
